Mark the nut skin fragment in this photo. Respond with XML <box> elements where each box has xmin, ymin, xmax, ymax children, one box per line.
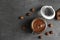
<box><xmin>21</xmin><ymin>25</ymin><xmax>26</xmax><ymax>31</ymax></box>
<box><xmin>19</xmin><ymin>16</ymin><xmax>24</xmax><ymax>20</ymax></box>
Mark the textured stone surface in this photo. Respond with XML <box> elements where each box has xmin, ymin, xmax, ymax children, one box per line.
<box><xmin>0</xmin><ymin>0</ymin><xmax>60</xmax><ymax>40</ymax></box>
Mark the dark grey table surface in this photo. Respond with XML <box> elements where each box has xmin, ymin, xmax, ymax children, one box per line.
<box><xmin>0</xmin><ymin>0</ymin><xmax>60</xmax><ymax>40</ymax></box>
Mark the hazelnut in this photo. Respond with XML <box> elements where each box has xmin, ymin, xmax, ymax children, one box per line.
<box><xmin>38</xmin><ymin>35</ymin><xmax>42</xmax><ymax>39</ymax></box>
<box><xmin>45</xmin><ymin>32</ymin><xmax>49</xmax><ymax>36</ymax></box>
<box><xmin>26</xmin><ymin>13</ymin><xmax>32</xmax><ymax>16</ymax></box>
<box><xmin>48</xmin><ymin>23</ymin><xmax>53</xmax><ymax>27</ymax></box>
<box><xmin>19</xmin><ymin>16</ymin><xmax>24</xmax><ymax>20</ymax></box>
<box><xmin>49</xmin><ymin>31</ymin><xmax>53</xmax><ymax>34</ymax></box>
<box><xmin>30</xmin><ymin>8</ymin><xmax>35</xmax><ymax>12</ymax></box>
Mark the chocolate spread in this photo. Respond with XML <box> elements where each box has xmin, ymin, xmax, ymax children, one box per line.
<box><xmin>32</xmin><ymin>18</ymin><xmax>46</xmax><ymax>33</ymax></box>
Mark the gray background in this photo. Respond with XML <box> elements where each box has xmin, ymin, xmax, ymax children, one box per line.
<box><xmin>0</xmin><ymin>0</ymin><xmax>60</xmax><ymax>40</ymax></box>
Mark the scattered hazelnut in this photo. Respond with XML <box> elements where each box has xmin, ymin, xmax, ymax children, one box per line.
<box><xmin>26</xmin><ymin>13</ymin><xmax>32</xmax><ymax>16</ymax></box>
<box><xmin>19</xmin><ymin>16</ymin><xmax>24</xmax><ymax>20</ymax></box>
<box><xmin>45</xmin><ymin>32</ymin><xmax>49</xmax><ymax>36</ymax></box>
<box><xmin>48</xmin><ymin>23</ymin><xmax>53</xmax><ymax>27</ymax></box>
<box><xmin>30</xmin><ymin>8</ymin><xmax>35</xmax><ymax>12</ymax></box>
<box><xmin>49</xmin><ymin>31</ymin><xmax>53</xmax><ymax>34</ymax></box>
<box><xmin>38</xmin><ymin>35</ymin><xmax>42</xmax><ymax>39</ymax></box>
